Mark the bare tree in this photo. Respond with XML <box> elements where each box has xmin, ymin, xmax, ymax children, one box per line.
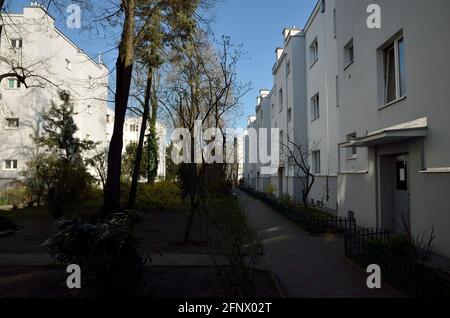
<box><xmin>281</xmin><ymin>137</ymin><xmax>319</xmax><ymax>211</ymax></box>
<box><xmin>160</xmin><ymin>33</ymin><xmax>250</xmax><ymax>241</ymax></box>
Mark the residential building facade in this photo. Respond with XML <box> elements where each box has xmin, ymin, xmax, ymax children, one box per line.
<box><xmin>243</xmin><ymin>0</ymin><xmax>450</xmax><ymax>257</ymax></box>
<box><xmin>106</xmin><ymin>108</ymin><xmax>167</xmax><ymax>180</ymax></box>
<box><xmin>336</xmin><ymin>0</ymin><xmax>450</xmax><ymax>257</ymax></box>
<box><xmin>0</xmin><ymin>4</ymin><xmax>109</xmax><ymax>186</ymax></box>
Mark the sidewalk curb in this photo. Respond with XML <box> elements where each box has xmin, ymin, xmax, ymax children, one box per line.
<box><xmin>269</xmin><ymin>271</ymin><xmax>287</xmax><ymax>298</ymax></box>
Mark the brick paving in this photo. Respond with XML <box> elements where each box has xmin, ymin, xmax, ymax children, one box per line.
<box><xmin>238</xmin><ymin>189</ymin><xmax>401</xmax><ymax>298</ymax></box>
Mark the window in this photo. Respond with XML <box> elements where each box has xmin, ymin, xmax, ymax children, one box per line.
<box><xmin>66</xmin><ymin>59</ymin><xmax>72</xmax><ymax>70</ymax></box>
<box><xmin>333</xmin><ymin>9</ymin><xmax>337</xmax><ymax>38</ymax></box>
<box><xmin>6</xmin><ymin>118</ymin><xmax>19</xmax><ymax>128</ymax></box>
<box><xmin>312</xmin><ymin>151</ymin><xmax>321</xmax><ymax>174</ymax></box>
<box><xmin>346</xmin><ymin>133</ymin><xmax>357</xmax><ymax>159</ymax></box>
<box><xmin>286</xmin><ymin>60</ymin><xmax>291</xmax><ymax>76</ymax></box>
<box><xmin>106</xmin><ymin>114</ymin><xmax>111</xmax><ymax>123</ymax></box>
<box><xmin>310</xmin><ymin>38</ymin><xmax>318</xmax><ymax>66</ymax></box>
<box><xmin>344</xmin><ymin>39</ymin><xmax>354</xmax><ymax>67</ymax></box>
<box><xmin>287</xmin><ymin>108</ymin><xmax>292</xmax><ymax>123</ymax></box>
<box><xmin>279</xmin><ymin>130</ymin><xmax>284</xmax><ymax>146</ymax></box>
<box><xmin>271</xmin><ymin>104</ymin><xmax>275</xmax><ymax>117</ymax></box>
<box><xmin>279</xmin><ymin>88</ymin><xmax>283</xmax><ymax>112</ymax></box>
<box><xmin>7</xmin><ymin>78</ymin><xmax>20</xmax><ymax>89</ymax></box>
<box><xmin>130</xmin><ymin>124</ymin><xmax>139</xmax><ymax>132</ymax></box>
<box><xmin>336</xmin><ymin>75</ymin><xmax>339</xmax><ymax>107</ymax></box>
<box><xmin>383</xmin><ymin>36</ymin><xmax>406</xmax><ymax>104</ymax></box>
<box><xmin>4</xmin><ymin>160</ymin><xmax>18</xmax><ymax>170</ymax></box>
<box><xmin>396</xmin><ymin>160</ymin><xmax>408</xmax><ymax>191</ymax></box>
<box><xmin>11</xmin><ymin>38</ymin><xmax>22</xmax><ymax>49</ymax></box>
<box><xmin>87</xmin><ymin>105</ymin><xmax>92</xmax><ymax>115</ymax></box>
<box><xmin>311</xmin><ymin>93</ymin><xmax>320</xmax><ymax>120</ymax></box>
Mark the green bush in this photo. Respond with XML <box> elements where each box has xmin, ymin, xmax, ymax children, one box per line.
<box><xmin>370</xmin><ymin>235</ymin><xmax>414</xmax><ymax>260</ymax></box>
<box><xmin>22</xmin><ymin>155</ymin><xmax>94</xmax><ymax>218</ymax></box>
<box><xmin>0</xmin><ymin>196</ymin><xmax>8</xmax><ymax>206</ymax></box>
<box><xmin>204</xmin><ymin>197</ymin><xmax>263</xmax><ymax>296</ymax></box>
<box><xmin>136</xmin><ymin>181</ymin><xmax>181</xmax><ymax>212</ymax></box>
<box><xmin>0</xmin><ymin>186</ymin><xmax>30</xmax><ymax>209</ymax></box>
<box><xmin>44</xmin><ymin>213</ymin><xmax>147</xmax><ymax>295</ymax></box>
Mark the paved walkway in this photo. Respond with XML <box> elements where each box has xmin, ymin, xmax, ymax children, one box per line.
<box><xmin>237</xmin><ymin>189</ymin><xmax>400</xmax><ymax>298</ymax></box>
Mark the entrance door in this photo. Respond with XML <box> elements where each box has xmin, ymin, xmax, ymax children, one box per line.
<box><xmin>393</xmin><ymin>155</ymin><xmax>410</xmax><ymax>233</ymax></box>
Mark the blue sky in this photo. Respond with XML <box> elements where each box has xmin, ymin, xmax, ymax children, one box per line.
<box><xmin>9</xmin><ymin>0</ymin><xmax>318</xmax><ymax>128</ymax></box>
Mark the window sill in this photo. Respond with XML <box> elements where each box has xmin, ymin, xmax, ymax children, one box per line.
<box><xmin>344</xmin><ymin>60</ymin><xmax>354</xmax><ymax>71</ymax></box>
<box><xmin>310</xmin><ymin>116</ymin><xmax>320</xmax><ymax>123</ymax></box>
<box><xmin>378</xmin><ymin>96</ymin><xmax>407</xmax><ymax>110</ymax></box>
<box><xmin>309</xmin><ymin>58</ymin><xmax>318</xmax><ymax>69</ymax></box>
<box><xmin>346</xmin><ymin>155</ymin><xmax>358</xmax><ymax>161</ymax></box>
<box><xmin>6</xmin><ymin>88</ymin><xmax>20</xmax><ymax>90</ymax></box>
<box><xmin>4</xmin><ymin>127</ymin><xmax>20</xmax><ymax>130</ymax></box>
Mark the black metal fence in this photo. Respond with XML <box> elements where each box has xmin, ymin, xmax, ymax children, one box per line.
<box><xmin>237</xmin><ymin>186</ymin><xmax>354</xmax><ymax>235</ymax></box>
<box><xmin>345</xmin><ymin>228</ymin><xmax>450</xmax><ymax>298</ymax></box>
<box><xmin>307</xmin><ymin>215</ymin><xmax>356</xmax><ymax>234</ymax></box>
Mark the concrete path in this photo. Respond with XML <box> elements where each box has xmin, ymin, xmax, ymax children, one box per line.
<box><xmin>238</xmin><ymin>189</ymin><xmax>400</xmax><ymax>298</ymax></box>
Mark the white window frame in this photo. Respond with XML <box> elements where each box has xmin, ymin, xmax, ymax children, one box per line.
<box><xmin>344</xmin><ymin>39</ymin><xmax>354</xmax><ymax>69</ymax></box>
<box><xmin>333</xmin><ymin>8</ymin><xmax>337</xmax><ymax>38</ymax></box>
<box><xmin>130</xmin><ymin>124</ymin><xmax>139</xmax><ymax>132</ymax></box>
<box><xmin>312</xmin><ymin>150</ymin><xmax>321</xmax><ymax>175</ymax></box>
<box><xmin>336</xmin><ymin>75</ymin><xmax>339</xmax><ymax>107</ymax></box>
<box><xmin>4</xmin><ymin>160</ymin><xmax>18</xmax><ymax>171</ymax></box>
<box><xmin>346</xmin><ymin>133</ymin><xmax>357</xmax><ymax>160</ymax></box>
<box><xmin>6</xmin><ymin>78</ymin><xmax>20</xmax><ymax>89</ymax></box>
<box><xmin>66</xmin><ymin>59</ymin><xmax>72</xmax><ymax>70</ymax></box>
<box><xmin>10</xmin><ymin>38</ymin><xmax>22</xmax><ymax>49</ymax></box>
<box><xmin>279</xmin><ymin>88</ymin><xmax>283</xmax><ymax>112</ymax></box>
<box><xmin>310</xmin><ymin>38</ymin><xmax>318</xmax><ymax>67</ymax></box>
<box><xmin>5</xmin><ymin>118</ymin><xmax>20</xmax><ymax>129</ymax></box>
<box><xmin>311</xmin><ymin>93</ymin><xmax>320</xmax><ymax>121</ymax></box>
<box><xmin>383</xmin><ymin>35</ymin><xmax>406</xmax><ymax>106</ymax></box>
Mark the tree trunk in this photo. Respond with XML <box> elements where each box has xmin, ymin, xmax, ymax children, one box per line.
<box><xmin>102</xmin><ymin>0</ymin><xmax>136</xmax><ymax>214</ymax></box>
<box><xmin>184</xmin><ymin>204</ymin><xmax>196</xmax><ymax>242</ymax></box>
<box><xmin>128</xmin><ymin>67</ymin><xmax>153</xmax><ymax>209</ymax></box>
<box><xmin>147</xmin><ymin>92</ymin><xmax>159</xmax><ymax>184</ymax></box>
<box><xmin>183</xmin><ymin>135</ymin><xmax>199</xmax><ymax>242</ymax></box>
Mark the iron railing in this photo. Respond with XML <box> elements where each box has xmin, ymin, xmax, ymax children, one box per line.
<box><xmin>237</xmin><ymin>185</ymin><xmax>354</xmax><ymax>235</ymax></box>
<box><xmin>345</xmin><ymin>228</ymin><xmax>450</xmax><ymax>298</ymax></box>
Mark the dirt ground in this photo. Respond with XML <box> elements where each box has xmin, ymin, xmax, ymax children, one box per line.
<box><xmin>140</xmin><ymin>209</ymin><xmax>211</xmax><ymax>255</ymax></box>
<box><xmin>0</xmin><ymin>265</ymin><xmax>279</xmax><ymax>298</ymax></box>
<box><xmin>0</xmin><ymin>206</ymin><xmax>279</xmax><ymax>298</ymax></box>
<box><xmin>0</xmin><ymin>206</ymin><xmax>209</xmax><ymax>255</ymax></box>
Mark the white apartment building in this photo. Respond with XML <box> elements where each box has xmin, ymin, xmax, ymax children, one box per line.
<box><xmin>243</xmin><ymin>115</ymin><xmax>257</xmax><ymax>189</ymax></box>
<box><xmin>270</xmin><ymin>28</ymin><xmax>309</xmax><ymax>202</ymax></box>
<box><xmin>106</xmin><ymin>107</ymin><xmax>167</xmax><ymax>180</ymax></box>
<box><xmin>244</xmin><ymin>1</ymin><xmax>339</xmax><ymax>211</ymax></box>
<box><xmin>304</xmin><ymin>0</ymin><xmax>339</xmax><ymax>210</ymax></box>
<box><xmin>243</xmin><ymin>0</ymin><xmax>450</xmax><ymax>258</ymax></box>
<box><xmin>335</xmin><ymin>0</ymin><xmax>450</xmax><ymax>257</ymax></box>
<box><xmin>0</xmin><ymin>4</ymin><xmax>109</xmax><ymax>186</ymax></box>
